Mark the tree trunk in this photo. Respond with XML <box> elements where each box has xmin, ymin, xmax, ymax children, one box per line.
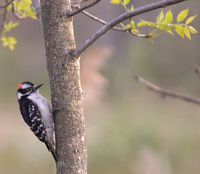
<box><xmin>41</xmin><ymin>0</ymin><xmax>87</xmax><ymax>173</ymax></box>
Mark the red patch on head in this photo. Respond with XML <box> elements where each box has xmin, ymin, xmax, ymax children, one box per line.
<box><xmin>18</xmin><ymin>83</ymin><xmax>22</xmax><ymax>89</ymax></box>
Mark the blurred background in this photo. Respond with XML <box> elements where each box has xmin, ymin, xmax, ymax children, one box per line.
<box><xmin>1</xmin><ymin>0</ymin><xmax>200</xmax><ymax>173</ymax></box>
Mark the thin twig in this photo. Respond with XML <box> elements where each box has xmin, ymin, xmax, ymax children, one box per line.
<box><xmin>81</xmin><ymin>10</ymin><xmax>129</xmax><ymax>32</ymax></box>
<box><xmin>81</xmin><ymin>10</ymin><xmax>150</xmax><ymax>36</ymax></box>
<box><xmin>0</xmin><ymin>0</ymin><xmax>13</xmax><ymax>8</ymax></box>
<box><xmin>12</xmin><ymin>1</ymin><xmax>26</xmax><ymax>19</ymax></box>
<box><xmin>135</xmin><ymin>76</ymin><xmax>200</xmax><ymax>105</ymax></box>
<box><xmin>68</xmin><ymin>0</ymin><xmax>101</xmax><ymax>17</ymax></box>
<box><xmin>129</xmin><ymin>29</ymin><xmax>149</xmax><ymax>38</ymax></box>
<box><xmin>81</xmin><ymin>9</ymin><xmax>149</xmax><ymax>37</ymax></box>
<box><xmin>72</xmin><ymin>0</ymin><xmax>186</xmax><ymax>59</ymax></box>
<box><xmin>0</xmin><ymin>0</ymin><xmax>8</xmax><ymax>33</ymax></box>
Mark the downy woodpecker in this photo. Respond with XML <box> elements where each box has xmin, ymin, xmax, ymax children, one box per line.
<box><xmin>17</xmin><ymin>81</ymin><xmax>57</xmax><ymax>162</ymax></box>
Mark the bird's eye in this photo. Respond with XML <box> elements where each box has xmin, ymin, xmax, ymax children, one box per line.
<box><xmin>27</xmin><ymin>87</ymin><xmax>32</xmax><ymax>92</ymax></box>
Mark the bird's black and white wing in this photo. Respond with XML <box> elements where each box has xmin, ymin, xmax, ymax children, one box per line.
<box><xmin>18</xmin><ymin>98</ymin><xmax>46</xmax><ymax>143</ymax></box>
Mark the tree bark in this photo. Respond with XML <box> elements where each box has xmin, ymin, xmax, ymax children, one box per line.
<box><xmin>41</xmin><ymin>0</ymin><xmax>87</xmax><ymax>173</ymax></box>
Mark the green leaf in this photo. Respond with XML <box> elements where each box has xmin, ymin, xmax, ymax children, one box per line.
<box><xmin>126</xmin><ymin>24</ymin><xmax>131</xmax><ymax>28</ymax></box>
<box><xmin>165</xmin><ymin>10</ymin><xmax>173</xmax><ymax>24</ymax></box>
<box><xmin>25</xmin><ymin>10</ymin><xmax>37</xmax><ymax>19</ymax></box>
<box><xmin>11</xmin><ymin>22</ymin><xmax>19</xmax><ymax>28</ymax></box>
<box><xmin>1</xmin><ymin>36</ymin><xmax>17</xmax><ymax>50</ymax></box>
<box><xmin>123</xmin><ymin>0</ymin><xmax>130</xmax><ymax>5</ymax></box>
<box><xmin>157</xmin><ymin>9</ymin><xmax>164</xmax><ymax>23</ymax></box>
<box><xmin>110</xmin><ymin>0</ymin><xmax>121</xmax><ymax>4</ymax></box>
<box><xmin>8</xmin><ymin>36</ymin><xmax>17</xmax><ymax>44</ymax></box>
<box><xmin>131</xmin><ymin>4</ymin><xmax>134</xmax><ymax>11</ymax></box>
<box><xmin>184</xmin><ymin>26</ymin><xmax>191</xmax><ymax>40</ymax></box>
<box><xmin>137</xmin><ymin>20</ymin><xmax>147</xmax><ymax>27</ymax></box>
<box><xmin>131</xmin><ymin>20</ymin><xmax>135</xmax><ymax>29</ymax></box>
<box><xmin>144</xmin><ymin>21</ymin><xmax>154</xmax><ymax>27</ymax></box>
<box><xmin>166</xmin><ymin>30</ymin><xmax>174</xmax><ymax>36</ymax></box>
<box><xmin>8</xmin><ymin>21</ymin><xmax>19</xmax><ymax>28</ymax></box>
<box><xmin>8</xmin><ymin>37</ymin><xmax>17</xmax><ymax>50</ymax></box>
<box><xmin>185</xmin><ymin>15</ymin><xmax>197</xmax><ymax>25</ymax></box>
<box><xmin>177</xmin><ymin>8</ymin><xmax>188</xmax><ymax>22</ymax></box>
<box><xmin>3</xmin><ymin>21</ymin><xmax>19</xmax><ymax>32</ymax></box>
<box><xmin>132</xmin><ymin>29</ymin><xmax>140</xmax><ymax>33</ymax></box>
<box><xmin>4</xmin><ymin>24</ymin><xmax>10</xmax><ymax>32</ymax></box>
<box><xmin>1</xmin><ymin>36</ymin><xmax>9</xmax><ymax>46</ymax></box>
<box><xmin>160</xmin><ymin>18</ymin><xmax>166</xmax><ymax>25</ymax></box>
<box><xmin>9</xmin><ymin>44</ymin><xmax>14</xmax><ymax>50</ymax></box>
<box><xmin>188</xmin><ymin>26</ymin><xmax>198</xmax><ymax>34</ymax></box>
<box><xmin>15</xmin><ymin>0</ymin><xmax>37</xmax><ymax>19</ymax></box>
<box><xmin>175</xmin><ymin>25</ymin><xmax>184</xmax><ymax>38</ymax></box>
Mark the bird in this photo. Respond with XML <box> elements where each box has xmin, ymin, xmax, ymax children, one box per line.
<box><xmin>17</xmin><ymin>81</ymin><xmax>57</xmax><ymax>162</ymax></box>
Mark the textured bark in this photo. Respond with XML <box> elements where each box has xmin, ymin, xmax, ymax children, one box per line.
<box><xmin>41</xmin><ymin>0</ymin><xmax>87</xmax><ymax>173</ymax></box>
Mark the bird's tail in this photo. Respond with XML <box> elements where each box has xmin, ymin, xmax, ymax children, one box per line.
<box><xmin>45</xmin><ymin>142</ymin><xmax>57</xmax><ymax>163</ymax></box>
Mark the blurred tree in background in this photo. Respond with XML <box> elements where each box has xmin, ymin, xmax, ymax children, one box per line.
<box><xmin>0</xmin><ymin>0</ymin><xmax>200</xmax><ymax>174</ymax></box>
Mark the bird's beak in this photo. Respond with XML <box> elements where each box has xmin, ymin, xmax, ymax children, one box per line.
<box><xmin>33</xmin><ymin>84</ymin><xmax>43</xmax><ymax>92</ymax></box>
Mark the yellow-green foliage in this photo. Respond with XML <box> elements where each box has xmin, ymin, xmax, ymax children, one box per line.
<box><xmin>14</xmin><ymin>0</ymin><xmax>37</xmax><ymax>19</ymax></box>
<box><xmin>111</xmin><ymin>0</ymin><xmax>198</xmax><ymax>41</ymax></box>
<box><xmin>1</xmin><ymin>36</ymin><xmax>17</xmax><ymax>51</ymax></box>
<box><xmin>0</xmin><ymin>0</ymin><xmax>36</xmax><ymax>50</ymax></box>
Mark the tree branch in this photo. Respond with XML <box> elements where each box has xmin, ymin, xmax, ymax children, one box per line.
<box><xmin>12</xmin><ymin>1</ymin><xmax>26</xmax><ymax>20</ymax></box>
<box><xmin>0</xmin><ymin>0</ymin><xmax>13</xmax><ymax>8</ymax></box>
<box><xmin>68</xmin><ymin>0</ymin><xmax>101</xmax><ymax>17</ymax></box>
<box><xmin>73</xmin><ymin>0</ymin><xmax>186</xmax><ymax>59</ymax></box>
<box><xmin>0</xmin><ymin>0</ymin><xmax>8</xmax><ymax>33</ymax></box>
<box><xmin>80</xmin><ymin>10</ymin><xmax>149</xmax><ymax>37</ymax></box>
<box><xmin>135</xmin><ymin>76</ymin><xmax>200</xmax><ymax>105</ymax></box>
<box><xmin>129</xmin><ymin>29</ymin><xmax>149</xmax><ymax>38</ymax></box>
<box><xmin>81</xmin><ymin>10</ymin><xmax>129</xmax><ymax>32</ymax></box>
